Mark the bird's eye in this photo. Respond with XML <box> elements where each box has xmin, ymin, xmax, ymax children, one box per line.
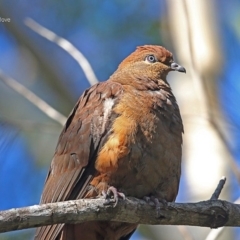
<box><xmin>145</xmin><ymin>55</ymin><xmax>156</xmax><ymax>63</ymax></box>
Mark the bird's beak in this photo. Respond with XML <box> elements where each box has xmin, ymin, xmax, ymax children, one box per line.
<box><xmin>170</xmin><ymin>62</ymin><xmax>186</xmax><ymax>73</ymax></box>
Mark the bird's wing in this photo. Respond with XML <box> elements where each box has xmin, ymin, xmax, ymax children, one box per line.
<box><xmin>35</xmin><ymin>81</ymin><xmax>123</xmax><ymax>240</ymax></box>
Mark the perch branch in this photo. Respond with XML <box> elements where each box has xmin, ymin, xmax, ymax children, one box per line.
<box><xmin>0</xmin><ymin>198</ymin><xmax>240</xmax><ymax>233</ymax></box>
<box><xmin>205</xmin><ymin>196</ymin><xmax>240</xmax><ymax>240</ymax></box>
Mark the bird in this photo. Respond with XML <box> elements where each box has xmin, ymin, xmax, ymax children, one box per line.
<box><xmin>35</xmin><ymin>45</ymin><xmax>185</xmax><ymax>240</ymax></box>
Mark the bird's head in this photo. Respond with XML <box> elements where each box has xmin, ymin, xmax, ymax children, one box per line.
<box><xmin>111</xmin><ymin>45</ymin><xmax>185</xmax><ymax>89</ymax></box>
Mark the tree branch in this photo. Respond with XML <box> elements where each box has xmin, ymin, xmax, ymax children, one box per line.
<box><xmin>205</xmin><ymin>196</ymin><xmax>240</xmax><ymax>240</ymax></box>
<box><xmin>0</xmin><ymin>197</ymin><xmax>239</xmax><ymax>234</ymax></box>
<box><xmin>210</xmin><ymin>176</ymin><xmax>227</xmax><ymax>200</ymax></box>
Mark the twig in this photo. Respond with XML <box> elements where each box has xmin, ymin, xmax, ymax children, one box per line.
<box><xmin>24</xmin><ymin>18</ymin><xmax>99</xmax><ymax>86</ymax></box>
<box><xmin>0</xmin><ymin>69</ymin><xmax>67</xmax><ymax>126</ymax></box>
<box><xmin>210</xmin><ymin>176</ymin><xmax>227</xmax><ymax>200</ymax></box>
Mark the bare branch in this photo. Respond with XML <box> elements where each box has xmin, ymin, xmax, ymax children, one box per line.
<box><xmin>24</xmin><ymin>18</ymin><xmax>99</xmax><ymax>86</ymax></box>
<box><xmin>0</xmin><ymin>198</ymin><xmax>239</xmax><ymax>234</ymax></box>
<box><xmin>0</xmin><ymin>70</ymin><xmax>67</xmax><ymax>126</ymax></box>
<box><xmin>210</xmin><ymin>176</ymin><xmax>227</xmax><ymax>200</ymax></box>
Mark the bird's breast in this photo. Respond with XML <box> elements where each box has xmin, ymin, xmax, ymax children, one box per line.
<box><xmin>95</xmin><ymin>87</ymin><xmax>182</xmax><ymax>201</ymax></box>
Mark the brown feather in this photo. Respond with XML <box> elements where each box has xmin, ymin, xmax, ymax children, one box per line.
<box><xmin>35</xmin><ymin>45</ymin><xmax>184</xmax><ymax>240</ymax></box>
<box><xmin>35</xmin><ymin>82</ymin><xmax>123</xmax><ymax>240</ymax></box>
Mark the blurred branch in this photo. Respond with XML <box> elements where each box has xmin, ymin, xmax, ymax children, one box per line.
<box><xmin>25</xmin><ymin>18</ymin><xmax>99</xmax><ymax>86</ymax></box>
<box><xmin>0</xmin><ymin>8</ymin><xmax>73</xmax><ymax>107</ymax></box>
<box><xmin>0</xmin><ymin>70</ymin><xmax>67</xmax><ymax>126</ymax></box>
<box><xmin>177</xmin><ymin>226</ymin><xmax>195</xmax><ymax>240</ymax></box>
<box><xmin>209</xmin><ymin>118</ymin><xmax>240</xmax><ymax>183</ymax></box>
<box><xmin>180</xmin><ymin>0</ymin><xmax>240</xmax><ymax>183</ymax></box>
<box><xmin>0</xmin><ymin>198</ymin><xmax>240</xmax><ymax>233</ymax></box>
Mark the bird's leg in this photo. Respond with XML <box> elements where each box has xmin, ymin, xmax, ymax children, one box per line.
<box><xmin>143</xmin><ymin>196</ymin><xmax>167</xmax><ymax>217</ymax></box>
<box><xmin>143</xmin><ymin>196</ymin><xmax>151</xmax><ymax>203</ymax></box>
<box><xmin>151</xmin><ymin>196</ymin><xmax>167</xmax><ymax>208</ymax></box>
<box><xmin>103</xmin><ymin>186</ymin><xmax>125</xmax><ymax>207</ymax></box>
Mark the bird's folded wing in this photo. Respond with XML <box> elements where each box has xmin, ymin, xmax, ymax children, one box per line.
<box><xmin>35</xmin><ymin>81</ymin><xmax>123</xmax><ymax>240</ymax></box>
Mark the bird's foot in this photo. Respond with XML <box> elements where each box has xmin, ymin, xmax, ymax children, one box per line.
<box><xmin>102</xmin><ymin>186</ymin><xmax>125</xmax><ymax>207</ymax></box>
<box><xmin>143</xmin><ymin>196</ymin><xmax>167</xmax><ymax>217</ymax></box>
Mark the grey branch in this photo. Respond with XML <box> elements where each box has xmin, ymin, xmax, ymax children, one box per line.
<box><xmin>0</xmin><ymin>198</ymin><xmax>240</xmax><ymax>234</ymax></box>
<box><xmin>205</xmin><ymin>196</ymin><xmax>240</xmax><ymax>240</ymax></box>
<box><xmin>210</xmin><ymin>176</ymin><xmax>227</xmax><ymax>200</ymax></box>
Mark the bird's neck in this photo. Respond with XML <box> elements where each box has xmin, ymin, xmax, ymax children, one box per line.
<box><xmin>109</xmin><ymin>71</ymin><xmax>172</xmax><ymax>93</ymax></box>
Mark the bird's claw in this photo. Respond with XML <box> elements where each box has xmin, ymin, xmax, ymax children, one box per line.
<box><xmin>103</xmin><ymin>186</ymin><xmax>125</xmax><ymax>207</ymax></box>
<box><xmin>143</xmin><ymin>196</ymin><xmax>167</xmax><ymax>217</ymax></box>
<box><xmin>143</xmin><ymin>196</ymin><xmax>151</xmax><ymax>203</ymax></box>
